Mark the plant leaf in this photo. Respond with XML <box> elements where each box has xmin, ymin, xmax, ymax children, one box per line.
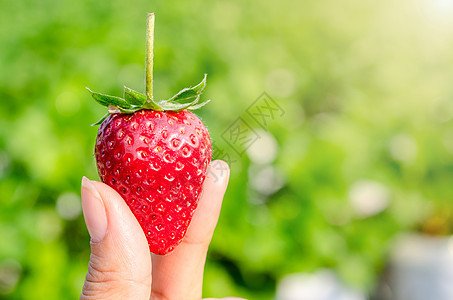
<box><xmin>158</xmin><ymin>91</ymin><xmax>202</xmax><ymax>111</ymax></box>
<box><xmin>187</xmin><ymin>99</ymin><xmax>211</xmax><ymax>110</ymax></box>
<box><xmin>91</xmin><ymin>113</ymin><xmax>109</xmax><ymax>126</ymax></box>
<box><xmin>124</xmin><ymin>86</ymin><xmax>147</xmax><ymax>105</ymax></box>
<box><xmin>86</xmin><ymin>88</ymin><xmax>132</xmax><ymax>109</ymax></box>
<box><xmin>116</xmin><ymin>106</ymin><xmax>142</xmax><ymax>114</ymax></box>
<box><xmin>159</xmin><ymin>98</ymin><xmax>199</xmax><ymax>111</ymax></box>
<box><xmin>141</xmin><ymin>97</ymin><xmax>164</xmax><ymax>111</ymax></box>
<box><xmin>89</xmin><ymin>73</ymin><xmax>210</xmax><ymax>126</ymax></box>
<box><xmin>163</xmin><ymin>74</ymin><xmax>207</xmax><ymax>104</ymax></box>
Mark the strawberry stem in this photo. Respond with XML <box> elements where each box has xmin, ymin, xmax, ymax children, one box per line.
<box><xmin>145</xmin><ymin>13</ymin><xmax>155</xmax><ymax>105</ymax></box>
<box><xmin>88</xmin><ymin>13</ymin><xmax>210</xmax><ymax>119</ymax></box>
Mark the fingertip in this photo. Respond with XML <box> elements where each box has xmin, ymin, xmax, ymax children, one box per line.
<box><xmin>81</xmin><ymin>177</ymin><xmax>151</xmax><ymax>272</ymax></box>
<box><xmin>80</xmin><ymin>176</ymin><xmax>152</xmax><ymax>299</ymax></box>
<box><xmin>206</xmin><ymin>159</ymin><xmax>230</xmax><ymax>188</ymax></box>
<box><xmin>198</xmin><ymin>160</ymin><xmax>230</xmax><ymax>210</ymax></box>
<box><xmin>84</xmin><ymin>179</ymin><xmax>145</xmax><ymax>242</ymax></box>
<box><xmin>81</xmin><ymin>176</ymin><xmax>107</xmax><ymax>243</ymax></box>
<box><xmin>89</xmin><ymin>180</ymin><xmax>130</xmax><ymax>209</ymax></box>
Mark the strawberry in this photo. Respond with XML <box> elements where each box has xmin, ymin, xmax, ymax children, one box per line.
<box><xmin>87</xmin><ymin>13</ymin><xmax>212</xmax><ymax>254</ymax></box>
<box><xmin>95</xmin><ymin>109</ymin><xmax>211</xmax><ymax>254</ymax></box>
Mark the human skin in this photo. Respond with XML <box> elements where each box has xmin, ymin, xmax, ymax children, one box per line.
<box><xmin>80</xmin><ymin>160</ymin><xmax>245</xmax><ymax>300</ymax></box>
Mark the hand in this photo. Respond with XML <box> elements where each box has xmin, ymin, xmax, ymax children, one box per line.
<box><xmin>80</xmin><ymin>160</ymin><xmax>243</xmax><ymax>300</ymax></box>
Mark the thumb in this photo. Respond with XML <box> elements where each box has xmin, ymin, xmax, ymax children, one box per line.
<box><xmin>80</xmin><ymin>177</ymin><xmax>151</xmax><ymax>299</ymax></box>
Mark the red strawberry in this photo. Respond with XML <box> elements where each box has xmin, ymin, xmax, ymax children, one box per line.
<box><xmin>95</xmin><ymin>109</ymin><xmax>211</xmax><ymax>254</ymax></box>
<box><xmin>88</xmin><ymin>13</ymin><xmax>212</xmax><ymax>254</ymax></box>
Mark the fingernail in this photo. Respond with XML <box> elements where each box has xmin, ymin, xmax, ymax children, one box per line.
<box><xmin>209</xmin><ymin>160</ymin><xmax>230</xmax><ymax>185</ymax></box>
<box><xmin>81</xmin><ymin>176</ymin><xmax>107</xmax><ymax>243</ymax></box>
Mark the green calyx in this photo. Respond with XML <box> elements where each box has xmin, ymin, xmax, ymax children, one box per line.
<box><xmin>87</xmin><ymin>74</ymin><xmax>210</xmax><ymax>125</ymax></box>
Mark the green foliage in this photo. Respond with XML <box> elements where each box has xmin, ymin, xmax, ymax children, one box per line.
<box><xmin>1</xmin><ymin>0</ymin><xmax>453</xmax><ymax>299</ymax></box>
<box><xmin>87</xmin><ymin>74</ymin><xmax>209</xmax><ymax>119</ymax></box>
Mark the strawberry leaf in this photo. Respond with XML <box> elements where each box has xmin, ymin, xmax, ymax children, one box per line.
<box><xmin>87</xmin><ymin>88</ymin><xmax>132</xmax><ymax>109</ymax></box>
<box><xmin>141</xmin><ymin>97</ymin><xmax>164</xmax><ymax>111</ymax></box>
<box><xmin>89</xmin><ymin>74</ymin><xmax>210</xmax><ymax>125</ymax></box>
<box><xmin>91</xmin><ymin>113</ymin><xmax>110</xmax><ymax>126</ymax></box>
<box><xmin>124</xmin><ymin>86</ymin><xmax>147</xmax><ymax>105</ymax></box>
<box><xmin>187</xmin><ymin>98</ymin><xmax>211</xmax><ymax>110</ymax></box>
<box><xmin>158</xmin><ymin>98</ymin><xmax>199</xmax><ymax>111</ymax></box>
<box><xmin>163</xmin><ymin>74</ymin><xmax>207</xmax><ymax>104</ymax></box>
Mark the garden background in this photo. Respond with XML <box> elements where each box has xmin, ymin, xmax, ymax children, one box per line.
<box><xmin>1</xmin><ymin>0</ymin><xmax>453</xmax><ymax>299</ymax></box>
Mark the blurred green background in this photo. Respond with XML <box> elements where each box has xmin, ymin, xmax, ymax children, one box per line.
<box><xmin>1</xmin><ymin>0</ymin><xmax>453</xmax><ymax>299</ymax></box>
